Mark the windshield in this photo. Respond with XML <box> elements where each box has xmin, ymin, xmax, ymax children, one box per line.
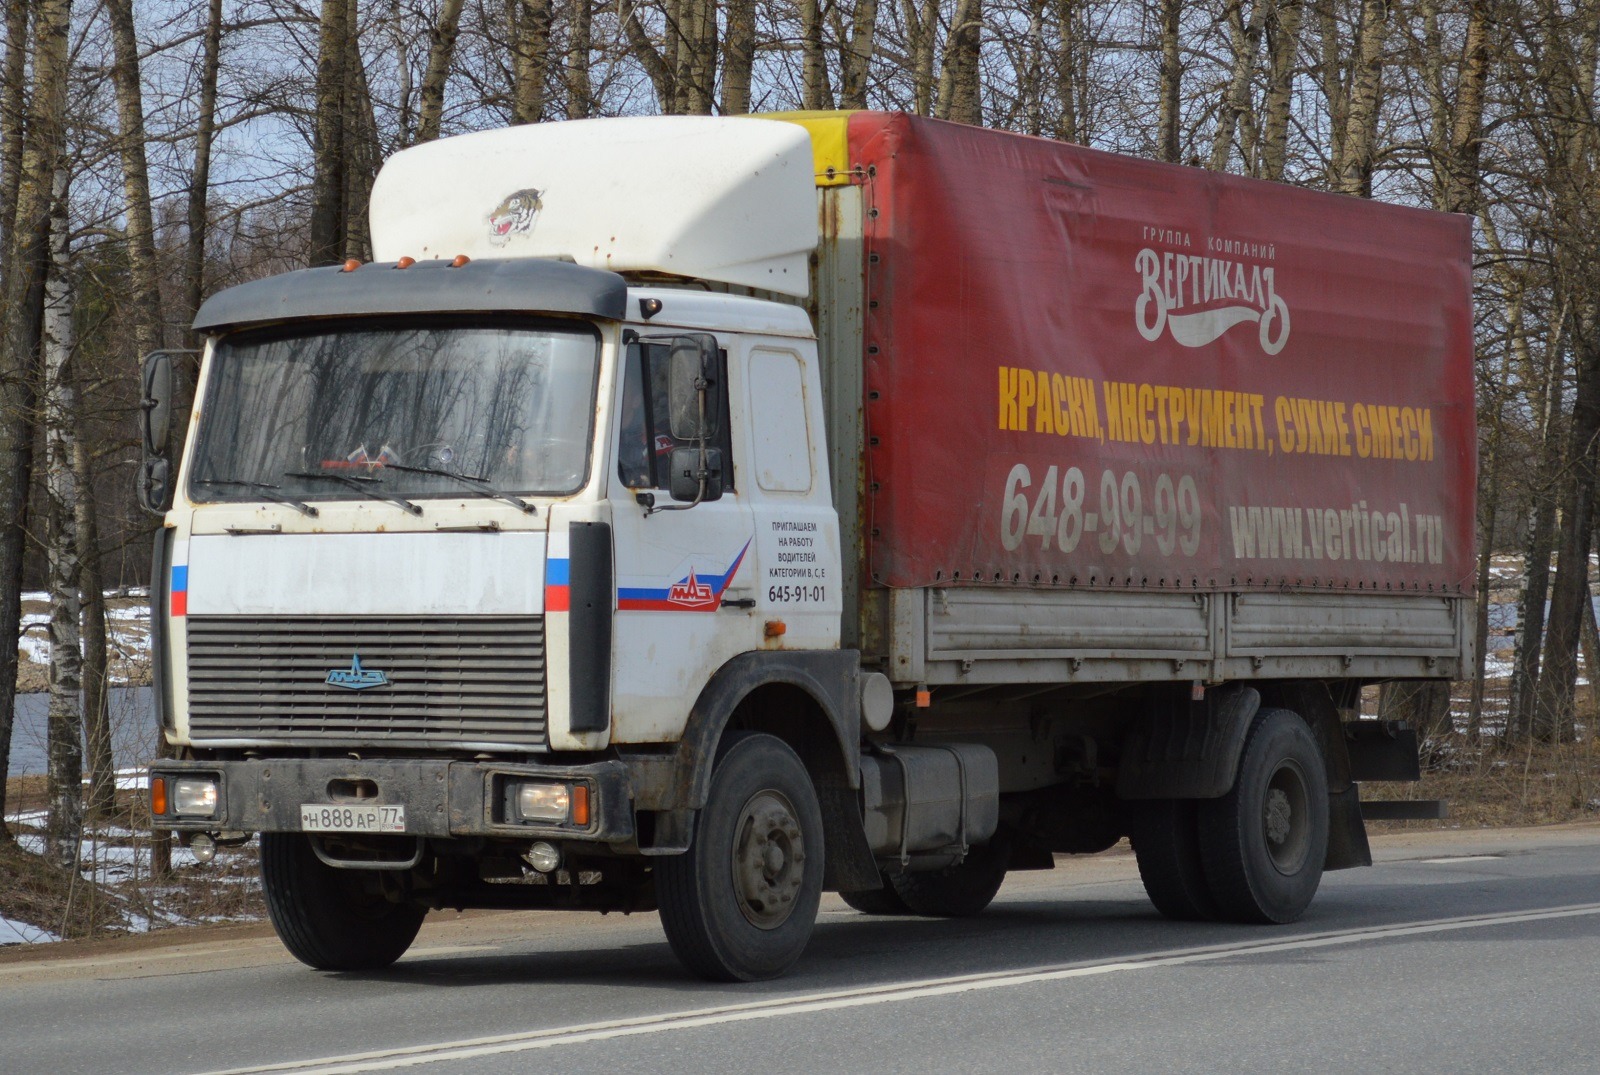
<box><xmin>189</xmin><ymin>319</ymin><xmax>600</xmax><ymax>504</ymax></box>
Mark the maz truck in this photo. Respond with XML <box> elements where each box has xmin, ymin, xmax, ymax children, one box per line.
<box><xmin>141</xmin><ymin>112</ymin><xmax>1474</xmax><ymax>982</ymax></box>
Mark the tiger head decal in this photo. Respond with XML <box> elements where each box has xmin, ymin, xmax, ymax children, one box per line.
<box><xmin>487</xmin><ymin>188</ymin><xmax>543</xmax><ymax>246</ymax></box>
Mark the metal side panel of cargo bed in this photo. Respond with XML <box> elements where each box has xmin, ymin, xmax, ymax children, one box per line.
<box><xmin>883</xmin><ymin>585</ymin><xmax>1471</xmax><ymax>685</ymax></box>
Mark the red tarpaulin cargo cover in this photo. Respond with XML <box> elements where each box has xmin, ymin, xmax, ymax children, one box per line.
<box><xmin>846</xmin><ymin>113</ymin><xmax>1476</xmax><ymax>596</ymax></box>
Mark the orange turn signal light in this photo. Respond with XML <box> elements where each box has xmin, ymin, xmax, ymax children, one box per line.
<box><xmin>150</xmin><ymin>776</ymin><xmax>167</xmax><ymax>816</ymax></box>
<box><xmin>571</xmin><ymin>785</ymin><xmax>590</xmax><ymax>827</ymax></box>
<box><xmin>764</xmin><ymin>620</ymin><xmax>787</xmax><ymax>639</ymax></box>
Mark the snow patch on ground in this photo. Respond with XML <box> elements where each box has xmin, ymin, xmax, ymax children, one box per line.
<box><xmin>0</xmin><ymin>917</ymin><xmax>59</xmax><ymax>945</ymax></box>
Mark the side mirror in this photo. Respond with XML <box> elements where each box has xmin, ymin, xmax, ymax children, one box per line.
<box><xmin>137</xmin><ymin>458</ymin><xmax>172</xmax><ymax>515</ymax></box>
<box><xmin>140</xmin><ymin>350</ymin><xmax>173</xmax><ymax>457</ymax></box>
<box><xmin>137</xmin><ymin>351</ymin><xmax>176</xmax><ymax>515</ymax></box>
<box><xmin>666</xmin><ymin>334</ymin><xmax>720</xmax><ymax>441</ymax></box>
<box><xmin>668</xmin><ymin>446</ymin><xmax>723</xmax><ymax>504</ymax></box>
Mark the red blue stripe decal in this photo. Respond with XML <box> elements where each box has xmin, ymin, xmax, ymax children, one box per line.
<box><xmin>545</xmin><ymin>554</ymin><xmax>570</xmax><ymax>612</ymax></box>
<box><xmin>618</xmin><ymin>540</ymin><xmax>751</xmax><ymax>612</ymax></box>
<box><xmin>170</xmin><ymin>565</ymin><xmax>188</xmax><ymax>617</ymax></box>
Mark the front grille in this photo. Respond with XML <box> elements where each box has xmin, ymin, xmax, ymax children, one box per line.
<box><xmin>185</xmin><ymin>616</ymin><xmax>547</xmax><ymax>750</ymax></box>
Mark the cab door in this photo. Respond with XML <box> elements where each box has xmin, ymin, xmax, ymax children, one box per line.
<box><xmin>606</xmin><ymin>333</ymin><xmax>758</xmax><ymax>742</ymax></box>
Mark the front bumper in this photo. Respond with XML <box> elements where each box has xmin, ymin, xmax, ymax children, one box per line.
<box><xmin>148</xmin><ymin>757</ymin><xmax>636</xmax><ymax>845</ymax></box>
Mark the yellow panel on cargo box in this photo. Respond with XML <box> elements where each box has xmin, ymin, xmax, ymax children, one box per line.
<box><xmin>758</xmin><ymin>111</ymin><xmax>859</xmax><ymax>187</ymax></box>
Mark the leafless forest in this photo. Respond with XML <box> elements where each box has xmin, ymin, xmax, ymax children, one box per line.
<box><xmin>0</xmin><ymin>0</ymin><xmax>1597</xmax><ymax>867</ymax></box>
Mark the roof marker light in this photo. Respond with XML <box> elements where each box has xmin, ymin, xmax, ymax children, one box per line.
<box><xmin>396</xmin><ymin>256</ymin><xmax>416</xmax><ymax>269</ymax></box>
<box><xmin>341</xmin><ymin>259</ymin><xmax>361</xmax><ymax>272</ymax></box>
<box><xmin>450</xmin><ymin>254</ymin><xmax>471</xmax><ymax>268</ymax></box>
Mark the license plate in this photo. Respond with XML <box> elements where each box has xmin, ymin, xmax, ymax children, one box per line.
<box><xmin>299</xmin><ymin>803</ymin><xmax>406</xmax><ymax>833</ymax></box>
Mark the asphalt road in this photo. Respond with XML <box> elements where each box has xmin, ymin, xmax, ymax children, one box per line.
<box><xmin>4</xmin><ymin>825</ymin><xmax>1600</xmax><ymax>1075</ymax></box>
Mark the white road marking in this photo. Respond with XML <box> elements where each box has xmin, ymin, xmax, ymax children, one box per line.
<box><xmin>196</xmin><ymin>901</ymin><xmax>1600</xmax><ymax>1075</ymax></box>
<box><xmin>400</xmin><ymin>945</ymin><xmax>496</xmax><ymax>959</ymax></box>
<box><xmin>1415</xmin><ymin>855</ymin><xmax>1502</xmax><ymax>864</ymax></box>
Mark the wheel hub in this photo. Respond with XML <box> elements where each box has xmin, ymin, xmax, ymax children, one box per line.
<box><xmin>1262</xmin><ymin>761</ymin><xmax>1311</xmax><ymax>874</ymax></box>
<box><xmin>732</xmin><ymin>790</ymin><xmax>806</xmax><ymax>929</ymax></box>
<box><xmin>1265</xmin><ymin>789</ymin><xmax>1292</xmax><ymax>845</ymax></box>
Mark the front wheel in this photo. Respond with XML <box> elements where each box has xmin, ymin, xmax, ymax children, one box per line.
<box><xmin>259</xmin><ymin>833</ymin><xmax>426</xmax><ymax>971</ymax></box>
<box><xmin>1198</xmin><ymin>707</ymin><xmax>1329</xmax><ymax>924</ymax></box>
<box><xmin>657</xmin><ymin>733</ymin><xmax>825</xmax><ymax>981</ymax></box>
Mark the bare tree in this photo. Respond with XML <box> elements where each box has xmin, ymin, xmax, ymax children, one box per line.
<box><xmin>512</xmin><ymin>0</ymin><xmax>555</xmax><ymax>121</ymax></box>
<box><xmin>42</xmin><ymin>166</ymin><xmax>83</xmax><ymax>870</ymax></box>
<box><xmin>418</xmin><ymin>0</ymin><xmax>468</xmax><ymax>141</ymax></box>
<box><xmin>1</xmin><ymin>0</ymin><xmax>73</xmax><ymax>846</ymax></box>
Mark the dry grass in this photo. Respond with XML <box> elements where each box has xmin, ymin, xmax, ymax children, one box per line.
<box><xmin>0</xmin><ymin>835</ymin><xmax>122</xmax><ymax>940</ymax></box>
<box><xmin>2</xmin><ymin>780</ymin><xmax>265</xmax><ymax>944</ymax></box>
<box><xmin>1367</xmin><ymin>737</ymin><xmax>1600</xmax><ymax>831</ymax></box>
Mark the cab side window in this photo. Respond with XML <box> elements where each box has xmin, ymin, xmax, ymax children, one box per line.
<box><xmin>617</xmin><ymin>340</ymin><xmax>734</xmax><ymax>491</ymax></box>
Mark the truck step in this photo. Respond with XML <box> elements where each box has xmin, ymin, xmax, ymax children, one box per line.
<box><xmin>1359</xmin><ymin>799</ymin><xmax>1448</xmax><ymax>821</ymax></box>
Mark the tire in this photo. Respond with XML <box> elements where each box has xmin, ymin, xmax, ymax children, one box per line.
<box><xmin>839</xmin><ymin>879</ymin><xmax>914</xmax><ymax>916</ymax></box>
<box><xmin>657</xmin><ymin>733</ymin><xmax>825</xmax><ymax>981</ymax></box>
<box><xmin>259</xmin><ymin>833</ymin><xmax>426</xmax><ymax>971</ymax></box>
<box><xmin>1128</xmin><ymin>798</ymin><xmax>1220</xmax><ymax>921</ymax></box>
<box><xmin>1198</xmin><ymin>707</ymin><xmax>1329</xmax><ymax>924</ymax></box>
<box><xmin>887</xmin><ymin>838</ymin><xmax>1009</xmax><ymax>917</ymax></box>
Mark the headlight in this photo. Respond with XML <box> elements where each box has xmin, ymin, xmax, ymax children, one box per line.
<box><xmin>516</xmin><ymin>782</ymin><xmax>570</xmax><ymax>822</ymax></box>
<box><xmin>172</xmin><ymin>777</ymin><xmax>220</xmax><ymax>817</ymax></box>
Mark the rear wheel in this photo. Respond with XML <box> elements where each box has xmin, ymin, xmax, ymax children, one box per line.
<box><xmin>887</xmin><ymin>838</ymin><xmax>1010</xmax><ymax>917</ymax></box>
<box><xmin>1198</xmin><ymin>708</ymin><xmax>1329</xmax><ymax>924</ymax></box>
<box><xmin>657</xmin><ymin>733</ymin><xmax>825</xmax><ymax>981</ymax></box>
<box><xmin>259</xmin><ymin>833</ymin><xmax>425</xmax><ymax>971</ymax></box>
<box><xmin>1128</xmin><ymin>798</ymin><xmax>1220</xmax><ymax>921</ymax></box>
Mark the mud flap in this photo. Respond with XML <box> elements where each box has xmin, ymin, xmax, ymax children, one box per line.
<box><xmin>1324</xmin><ymin>784</ymin><xmax>1372</xmax><ymax>870</ymax></box>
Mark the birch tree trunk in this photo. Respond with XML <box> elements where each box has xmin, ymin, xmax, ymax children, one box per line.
<box><xmin>310</xmin><ymin>0</ymin><xmax>350</xmax><ymax>263</ymax></box>
<box><xmin>677</xmin><ymin>0</ymin><xmax>717</xmax><ymax>114</ymax></box>
<box><xmin>1053</xmin><ymin>0</ymin><xmax>1079</xmax><ymax>143</ymax></box>
<box><xmin>1209</xmin><ymin>0</ymin><xmax>1269</xmax><ymax>172</ymax></box>
<box><xmin>566</xmin><ymin>0</ymin><xmax>593</xmax><ymax>118</ymax></box>
<box><xmin>416</xmin><ymin>0</ymin><xmax>466</xmax><ymax>142</ymax></box>
<box><xmin>0</xmin><ymin>0</ymin><xmax>72</xmax><ymax>845</ymax></box>
<box><xmin>937</xmin><ymin>0</ymin><xmax>984</xmax><ymax>125</ymax></box>
<box><xmin>838</xmin><ymin>0</ymin><xmax>880</xmax><ymax>110</ymax></box>
<box><xmin>1440</xmin><ymin>0</ymin><xmax>1492</xmax><ymax>215</ymax></box>
<box><xmin>1</xmin><ymin>0</ymin><xmax>27</xmax><ymax>257</ymax></box>
<box><xmin>512</xmin><ymin>0</ymin><xmax>554</xmax><ymax>122</ymax></box>
<box><xmin>77</xmin><ymin>435</ymin><xmax>113</xmax><ymax>820</ymax></box>
<box><xmin>722</xmin><ymin>0</ymin><xmax>755</xmax><ymax>113</ymax></box>
<box><xmin>104</xmin><ymin>0</ymin><xmax>163</xmax><ymax>355</ymax></box>
<box><xmin>1316</xmin><ymin>0</ymin><xmax>1349</xmax><ymax>181</ymax></box>
<box><xmin>342</xmin><ymin>0</ymin><xmax>379</xmax><ymax>261</ymax></box>
<box><xmin>800</xmin><ymin>0</ymin><xmax>832</xmax><ymax>110</ymax></box>
<box><xmin>904</xmin><ymin>0</ymin><xmax>938</xmax><ymax>116</ymax></box>
<box><xmin>43</xmin><ymin>166</ymin><xmax>83</xmax><ymax>872</ymax></box>
<box><xmin>1507</xmin><ymin>318</ymin><xmax>1566</xmax><ymax>743</ymax></box>
<box><xmin>185</xmin><ymin>0</ymin><xmax>222</xmax><ymax>329</ymax></box>
<box><xmin>0</xmin><ymin>0</ymin><xmax>28</xmax><ymax>841</ymax></box>
<box><xmin>1336</xmin><ymin>0</ymin><xmax>1388</xmax><ymax>195</ymax></box>
<box><xmin>1258</xmin><ymin>0</ymin><xmax>1301</xmax><ymax>180</ymax></box>
<box><xmin>1156</xmin><ymin>0</ymin><xmax>1182</xmax><ymax>162</ymax></box>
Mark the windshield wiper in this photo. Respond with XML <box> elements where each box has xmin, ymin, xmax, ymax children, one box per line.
<box><xmin>285</xmin><ymin>470</ymin><xmax>423</xmax><ymax>517</ymax></box>
<box><xmin>381</xmin><ymin>463</ymin><xmax>536</xmax><ymax>514</ymax></box>
<box><xmin>193</xmin><ymin>477</ymin><xmax>318</xmax><ymax>517</ymax></box>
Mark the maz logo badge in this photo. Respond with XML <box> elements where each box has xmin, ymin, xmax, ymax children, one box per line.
<box><xmin>326</xmin><ymin>653</ymin><xmax>390</xmax><ymax>691</ymax></box>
